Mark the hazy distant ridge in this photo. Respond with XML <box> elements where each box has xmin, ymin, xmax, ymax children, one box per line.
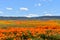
<box><xmin>0</xmin><ymin>16</ymin><xmax>60</xmax><ymax>20</ymax></box>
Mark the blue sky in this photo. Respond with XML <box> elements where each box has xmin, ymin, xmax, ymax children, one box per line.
<box><xmin>0</xmin><ymin>0</ymin><xmax>60</xmax><ymax>17</ymax></box>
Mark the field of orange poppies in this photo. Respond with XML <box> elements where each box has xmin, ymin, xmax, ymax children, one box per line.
<box><xmin>0</xmin><ymin>20</ymin><xmax>60</xmax><ymax>40</ymax></box>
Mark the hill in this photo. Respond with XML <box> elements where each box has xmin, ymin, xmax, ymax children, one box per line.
<box><xmin>0</xmin><ymin>16</ymin><xmax>60</xmax><ymax>20</ymax></box>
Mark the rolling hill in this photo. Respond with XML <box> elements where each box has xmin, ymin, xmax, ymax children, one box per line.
<box><xmin>0</xmin><ymin>16</ymin><xmax>60</xmax><ymax>20</ymax></box>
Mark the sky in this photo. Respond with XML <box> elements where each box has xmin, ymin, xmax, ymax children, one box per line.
<box><xmin>0</xmin><ymin>0</ymin><xmax>60</xmax><ymax>17</ymax></box>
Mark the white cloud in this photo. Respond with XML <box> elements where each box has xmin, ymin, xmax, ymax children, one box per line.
<box><xmin>38</xmin><ymin>3</ymin><xmax>41</xmax><ymax>6</ymax></box>
<box><xmin>20</xmin><ymin>7</ymin><xmax>28</xmax><ymax>11</ymax></box>
<box><xmin>6</xmin><ymin>7</ymin><xmax>13</xmax><ymax>10</ymax></box>
<box><xmin>35</xmin><ymin>3</ymin><xmax>41</xmax><ymax>7</ymax></box>
<box><xmin>24</xmin><ymin>14</ymin><xmax>39</xmax><ymax>17</ymax></box>
<box><xmin>44</xmin><ymin>13</ymin><xmax>52</xmax><ymax>16</ymax></box>
<box><xmin>0</xmin><ymin>11</ymin><xmax>3</xmax><ymax>14</ymax></box>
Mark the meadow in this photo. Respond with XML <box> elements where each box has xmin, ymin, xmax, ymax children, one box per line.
<box><xmin>0</xmin><ymin>20</ymin><xmax>60</xmax><ymax>28</ymax></box>
<box><xmin>0</xmin><ymin>20</ymin><xmax>60</xmax><ymax>40</ymax></box>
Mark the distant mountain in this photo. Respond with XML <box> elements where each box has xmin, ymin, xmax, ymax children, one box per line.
<box><xmin>0</xmin><ymin>16</ymin><xmax>60</xmax><ymax>20</ymax></box>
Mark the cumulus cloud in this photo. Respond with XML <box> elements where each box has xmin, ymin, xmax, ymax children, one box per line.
<box><xmin>24</xmin><ymin>14</ymin><xmax>39</xmax><ymax>17</ymax></box>
<box><xmin>44</xmin><ymin>13</ymin><xmax>52</xmax><ymax>16</ymax></box>
<box><xmin>35</xmin><ymin>3</ymin><xmax>41</xmax><ymax>7</ymax></box>
<box><xmin>20</xmin><ymin>7</ymin><xmax>28</xmax><ymax>11</ymax></box>
<box><xmin>0</xmin><ymin>11</ymin><xmax>3</xmax><ymax>14</ymax></box>
<box><xmin>6</xmin><ymin>7</ymin><xmax>13</xmax><ymax>10</ymax></box>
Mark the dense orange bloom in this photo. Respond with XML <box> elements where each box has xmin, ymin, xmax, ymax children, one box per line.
<box><xmin>0</xmin><ymin>20</ymin><xmax>60</xmax><ymax>40</ymax></box>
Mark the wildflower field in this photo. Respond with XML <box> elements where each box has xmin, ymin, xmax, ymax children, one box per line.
<box><xmin>0</xmin><ymin>20</ymin><xmax>60</xmax><ymax>40</ymax></box>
